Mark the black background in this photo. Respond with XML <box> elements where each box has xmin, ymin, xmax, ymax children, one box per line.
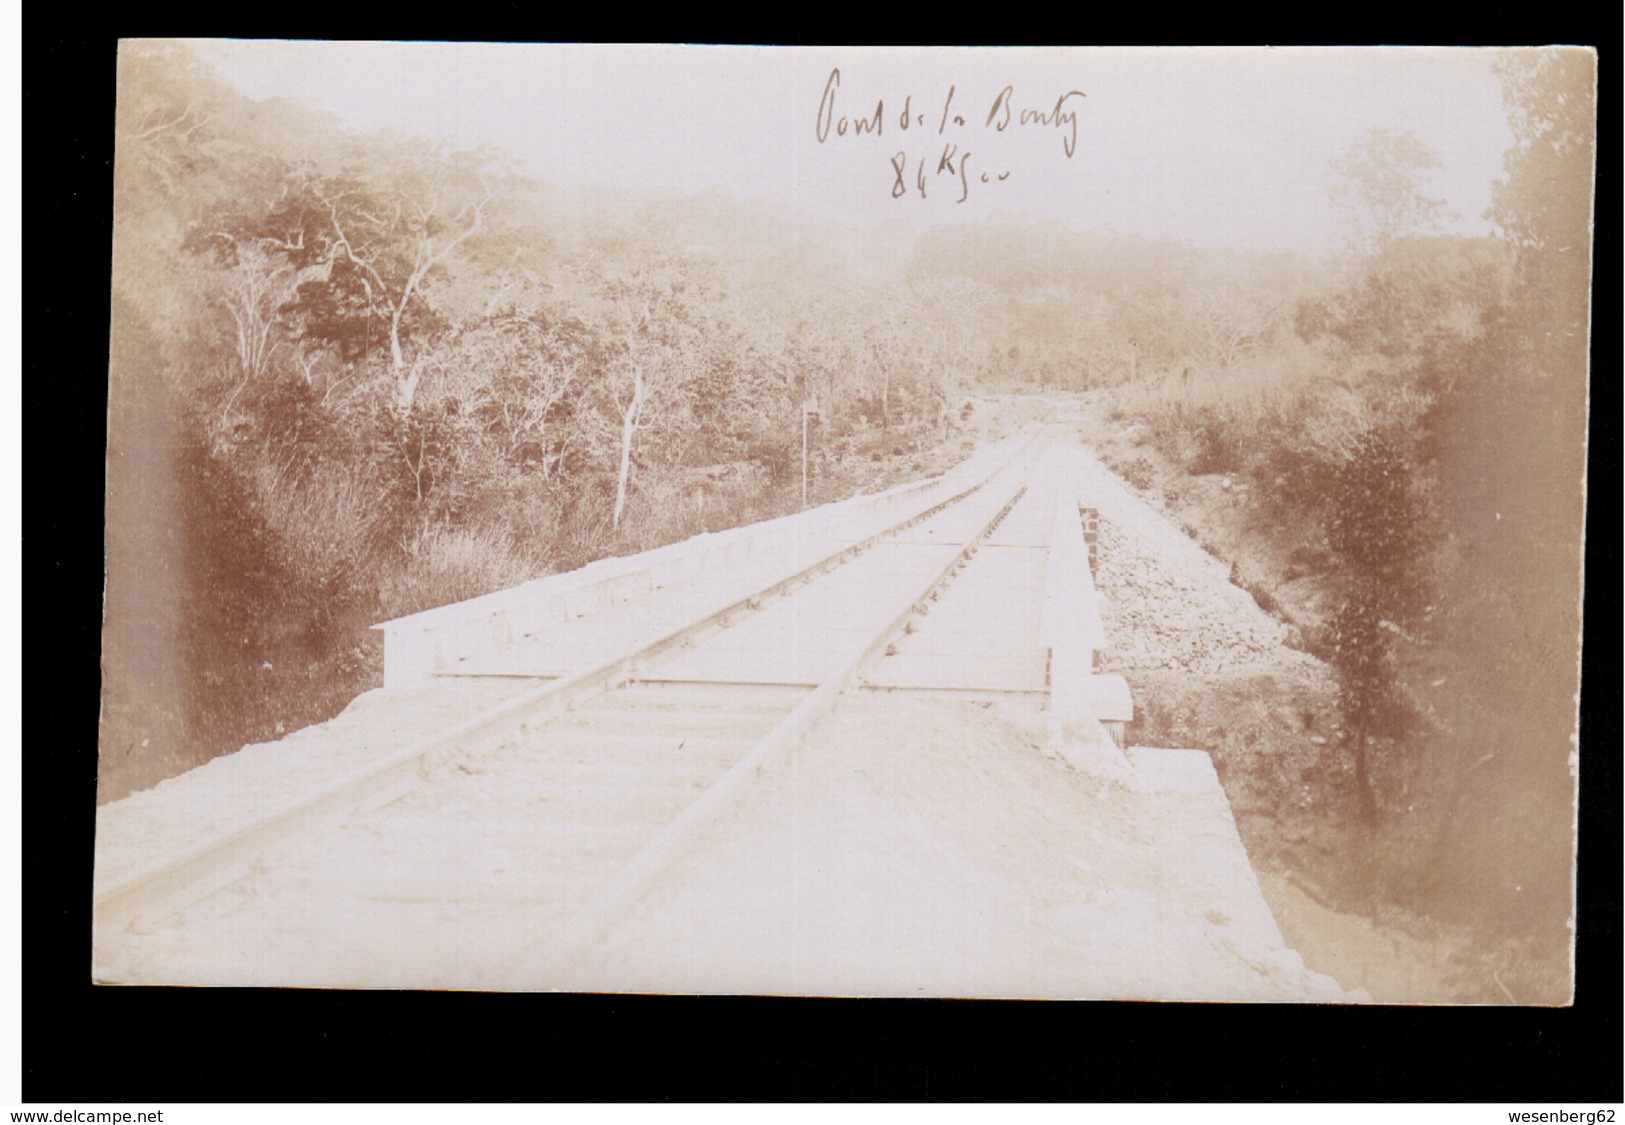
<box><xmin>24</xmin><ymin>25</ymin><xmax>1621</xmax><ymax>1104</ymax></box>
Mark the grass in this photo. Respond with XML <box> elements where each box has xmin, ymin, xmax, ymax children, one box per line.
<box><xmin>1106</xmin><ymin>341</ymin><xmax>1320</xmax><ymax>448</ymax></box>
<box><xmin>379</xmin><ymin>525</ymin><xmax>548</xmax><ymax>621</ymax></box>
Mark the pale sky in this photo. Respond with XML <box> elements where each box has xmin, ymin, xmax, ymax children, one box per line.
<box><xmin>189</xmin><ymin>41</ymin><xmax>1517</xmax><ymax>259</ymax></box>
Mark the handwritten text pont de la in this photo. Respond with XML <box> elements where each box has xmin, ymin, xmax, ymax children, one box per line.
<box><xmin>815</xmin><ymin>67</ymin><xmax>1086</xmax><ymax>203</ymax></box>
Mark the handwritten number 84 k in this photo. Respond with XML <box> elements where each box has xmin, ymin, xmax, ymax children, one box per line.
<box><xmin>891</xmin><ymin>145</ymin><xmax>1007</xmax><ymax>203</ymax></box>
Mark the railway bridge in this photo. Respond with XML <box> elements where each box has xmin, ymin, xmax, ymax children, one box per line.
<box><xmin>93</xmin><ymin>424</ymin><xmax>1362</xmax><ymax>1001</ymax></box>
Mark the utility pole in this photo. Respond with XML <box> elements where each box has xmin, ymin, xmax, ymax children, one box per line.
<box><xmin>800</xmin><ymin>394</ymin><xmax>820</xmax><ymax>509</ymax></box>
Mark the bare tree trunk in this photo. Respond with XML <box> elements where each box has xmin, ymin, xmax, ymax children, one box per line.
<box><xmin>397</xmin><ymin>354</ymin><xmax>425</xmax><ymax>413</ymax></box>
<box><xmin>390</xmin><ymin>283</ymin><xmax>420</xmax><ymax>410</ymax></box>
<box><xmin>318</xmin><ymin>175</ymin><xmax>489</xmax><ymax>414</ymax></box>
<box><xmin>612</xmin><ymin>366</ymin><xmax>645</xmax><ymax>530</ymax></box>
<box><xmin>389</xmin><ymin>306</ymin><xmax>406</xmax><ymax>377</ymax></box>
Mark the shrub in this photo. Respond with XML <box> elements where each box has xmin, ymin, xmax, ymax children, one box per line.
<box><xmin>1186</xmin><ymin>415</ymin><xmax>1241</xmax><ymax>475</ymax></box>
<box><xmin>549</xmin><ymin>485</ymin><xmax>618</xmax><ymax>573</ymax></box>
<box><xmin>1325</xmin><ymin>426</ymin><xmax>1432</xmax><ymax>613</ymax></box>
<box><xmin>742</xmin><ymin>436</ymin><xmax>798</xmax><ymax>486</ymax></box>
<box><xmin>1320</xmin><ymin>421</ymin><xmax>1436</xmax><ymax>818</ymax></box>
<box><xmin>1117</xmin><ymin>455</ymin><xmax>1157</xmax><ymax>492</ymax></box>
<box><xmin>1228</xmin><ymin>560</ymin><xmax>1282</xmax><ymax>615</ymax></box>
<box><xmin>380</xmin><ymin>526</ymin><xmax>545</xmax><ymax>620</ymax></box>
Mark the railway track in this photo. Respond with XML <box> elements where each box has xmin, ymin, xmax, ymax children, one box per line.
<box><xmin>93</xmin><ymin>428</ymin><xmax>1056</xmax><ymax>988</ymax></box>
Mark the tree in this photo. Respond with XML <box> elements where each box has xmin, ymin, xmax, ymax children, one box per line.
<box><xmin>1484</xmin><ymin>48</ymin><xmax>1597</xmax><ymax>364</ymax></box>
<box><xmin>113</xmin><ymin>42</ymin><xmax>259</xmax><ymax>231</ymax></box>
<box><xmin>255</xmin><ymin>144</ymin><xmax>501</xmax><ymax>410</ymax></box>
<box><xmin>1293</xmin><ymin>122</ymin><xmax>1535</xmax><ymax>386</ymax></box>
<box><xmin>1408</xmin><ymin>49</ymin><xmax>1595</xmax><ymax>951</ymax></box>
<box><xmin>1294</xmin><ymin>235</ymin><xmax>1510</xmax><ymax>363</ymax></box>
<box><xmin>1332</xmin><ymin>127</ymin><xmax>1452</xmax><ymax>256</ymax></box>
<box><xmin>1323</xmin><ymin>424</ymin><xmax>1433</xmax><ymax>819</ymax></box>
<box><xmin>204</xmin><ymin>241</ymin><xmax>294</xmax><ymax>386</ymax></box>
<box><xmin>909</xmin><ymin>276</ymin><xmax>999</xmax><ymax>393</ymax></box>
<box><xmin>1488</xmin><ymin>50</ymin><xmax>1597</xmax><ymax>267</ymax></box>
<box><xmin>1192</xmin><ymin>286</ymin><xmax>1283</xmax><ymax>373</ymax></box>
<box><xmin>569</xmin><ymin>238</ymin><xmax>722</xmax><ymax>529</ymax></box>
<box><xmin>446</xmin><ymin>316</ymin><xmax>589</xmax><ymax>475</ymax></box>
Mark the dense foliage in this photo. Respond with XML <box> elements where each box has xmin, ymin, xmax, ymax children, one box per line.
<box><xmin>105</xmin><ymin>44</ymin><xmax>977</xmax><ymax>798</ymax></box>
<box><xmin>1102</xmin><ymin>51</ymin><xmax>1593</xmax><ymax>973</ymax></box>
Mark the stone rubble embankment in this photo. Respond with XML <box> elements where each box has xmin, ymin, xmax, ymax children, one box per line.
<box><xmin>1067</xmin><ymin>446</ymin><xmax>1312</xmax><ymax>676</ymax></box>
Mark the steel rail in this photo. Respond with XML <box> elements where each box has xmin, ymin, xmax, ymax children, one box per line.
<box><xmin>514</xmin><ymin>477</ymin><xmax>1031</xmax><ymax>989</ymax></box>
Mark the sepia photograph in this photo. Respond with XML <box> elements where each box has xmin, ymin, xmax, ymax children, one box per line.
<box><xmin>94</xmin><ymin>41</ymin><xmax>1596</xmax><ymax>1004</ymax></box>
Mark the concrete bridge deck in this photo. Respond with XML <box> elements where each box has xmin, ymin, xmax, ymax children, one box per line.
<box><xmin>92</xmin><ymin>426</ymin><xmax>1363</xmax><ymax>1001</ymax></box>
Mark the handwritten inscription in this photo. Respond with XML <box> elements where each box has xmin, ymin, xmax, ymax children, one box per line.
<box><xmin>815</xmin><ymin>68</ymin><xmax>1086</xmax><ymax>203</ymax></box>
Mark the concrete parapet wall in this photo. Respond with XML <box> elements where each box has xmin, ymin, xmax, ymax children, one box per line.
<box><xmin>1042</xmin><ymin>490</ymin><xmax>1134</xmax><ymax>743</ymax></box>
<box><xmin>1080</xmin><ymin>505</ymin><xmax>1100</xmax><ymax>572</ymax></box>
<box><xmin>1042</xmin><ymin>492</ymin><xmax>1094</xmax><ymax>723</ymax></box>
